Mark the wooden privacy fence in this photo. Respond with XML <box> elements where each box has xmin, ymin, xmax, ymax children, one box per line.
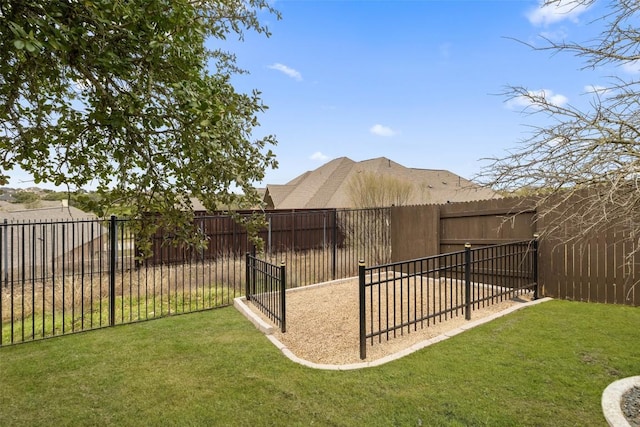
<box><xmin>142</xmin><ymin>209</ymin><xmax>344</xmax><ymax>264</ymax></box>
<box><xmin>391</xmin><ymin>198</ymin><xmax>639</xmax><ymax>306</ymax></box>
<box><xmin>139</xmin><ymin>208</ymin><xmax>392</xmax><ymax>288</ymax></box>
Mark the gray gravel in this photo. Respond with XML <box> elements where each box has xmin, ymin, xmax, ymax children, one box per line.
<box><xmin>622</xmin><ymin>386</ymin><xmax>640</xmax><ymax>427</ymax></box>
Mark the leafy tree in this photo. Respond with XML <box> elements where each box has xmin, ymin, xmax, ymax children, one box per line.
<box><xmin>41</xmin><ymin>190</ymin><xmax>67</xmax><ymax>201</ymax></box>
<box><xmin>483</xmin><ymin>1</ymin><xmax>640</xmax><ymax>284</ymax></box>
<box><xmin>0</xmin><ymin>0</ymin><xmax>279</xmax><ymax>245</ymax></box>
<box><xmin>11</xmin><ymin>190</ymin><xmax>40</xmax><ymax>205</ymax></box>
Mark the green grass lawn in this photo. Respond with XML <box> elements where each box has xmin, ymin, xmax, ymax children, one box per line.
<box><xmin>0</xmin><ymin>300</ymin><xmax>638</xmax><ymax>426</ymax></box>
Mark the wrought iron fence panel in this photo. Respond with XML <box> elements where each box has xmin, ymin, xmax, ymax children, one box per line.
<box><xmin>1</xmin><ymin>208</ymin><xmax>391</xmax><ymax>346</ymax></box>
<box><xmin>246</xmin><ymin>253</ymin><xmax>286</xmax><ymax>333</ymax></box>
<box><xmin>359</xmin><ymin>239</ymin><xmax>538</xmax><ymax>359</ymax></box>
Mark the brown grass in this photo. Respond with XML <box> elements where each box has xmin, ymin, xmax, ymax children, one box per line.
<box><xmin>0</xmin><ymin>248</ymin><xmax>361</xmax><ymax>325</ymax></box>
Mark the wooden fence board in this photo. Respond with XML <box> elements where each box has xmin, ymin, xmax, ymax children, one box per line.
<box><xmin>142</xmin><ymin>194</ymin><xmax>639</xmax><ymax>306</ymax></box>
<box><xmin>391</xmin><ymin>195</ymin><xmax>638</xmax><ymax>306</ymax></box>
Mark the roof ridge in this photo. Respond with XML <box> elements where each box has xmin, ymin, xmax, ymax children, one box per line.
<box><xmin>275</xmin><ymin>158</ymin><xmax>354</xmax><ymax>208</ymax></box>
<box><xmin>264</xmin><ymin>156</ymin><xmax>498</xmax><ymax>208</ymax></box>
<box><xmin>305</xmin><ymin>159</ymin><xmax>355</xmax><ymax>208</ymax></box>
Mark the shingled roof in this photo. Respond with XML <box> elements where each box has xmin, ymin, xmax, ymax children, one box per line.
<box><xmin>0</xmin><ymin>200</ymin><xmax>96</xmax><ymax>222</ymax></box>
<box><xmin>263</xmin><ymin>157</ymin><xmax>498</xmax><ymax>209</ymax></box>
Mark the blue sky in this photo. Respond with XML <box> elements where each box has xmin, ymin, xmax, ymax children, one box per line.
<box><xmin>221</xmin><ymin>0</ymin><xmax>616</xmax><ymax>186</ymax></box>
<box><xmin>7</xmin><ymin>0</ymin><xmax>626</xmax><ymax>189</ymax></box>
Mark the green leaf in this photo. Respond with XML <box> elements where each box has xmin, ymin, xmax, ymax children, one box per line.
<box><xmin>0</xmin><ymin>0</ymin><xmax>280</xmax><ymax>245</ymax></box>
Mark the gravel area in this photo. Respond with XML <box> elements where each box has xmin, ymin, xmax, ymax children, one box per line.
<box><xmin>249</xmin><ymin>278</ymin><xmax>534</xmax><ymax>365</ymax></box>
<box><xmin>623</xmin><ymin>386</ymin><xmax>640</xmax><ymax>427</ymax></box>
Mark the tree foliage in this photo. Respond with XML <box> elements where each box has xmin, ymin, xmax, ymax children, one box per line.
<box><xmin>11</xmin><ymin>190</ymin><xmax>39</xmax><ymax>205</ymax></box>
<box><xmin>482</xmin><ymin>0</ymin><xmax>640</xmax><ymax>286</ymax></box>
<box><xmin>0</xmin><ymin>0</ymin><xmax>279</xmax><ymax>244</ymax></box>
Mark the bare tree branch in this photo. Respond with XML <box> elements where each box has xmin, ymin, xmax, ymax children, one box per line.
<box><xmin>480</xmin><ymin>0</ymin><xmax>640</xmax><ymax>291</ymax></box>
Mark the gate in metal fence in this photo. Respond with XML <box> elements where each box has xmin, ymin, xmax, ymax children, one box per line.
<box><xmin>359</xmin><ymin>239</ymin><xmax>538</xmax><ymax>359</ymax></box>
<box><xmin>246</xmin><ymin>253</ymin><xmax>286</xmax><ymax>333</ymax></box>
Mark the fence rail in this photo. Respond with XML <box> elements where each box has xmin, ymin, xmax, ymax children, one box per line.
<box><xmin>246</xmin><ymin>253</ymin><xmax>286</xmax><ymax>332</ymax></box>
<box><xmin>0</xmin><ymin>216</ymin><xmax>246</xmax><ymax>346</ymax></box>
<box><xmin>359</xmin><ymin>239</ymin><xmax>538</xmax><ymax>359</ymax></box>
<box><xmin>1</xmin><ymin>208</ymin><xmax>390</xmax><ymax>346</ymax></box>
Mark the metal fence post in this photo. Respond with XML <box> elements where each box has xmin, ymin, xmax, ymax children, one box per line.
<box><xmin>267</xmin><ymin>216</ymin><xmax>272</xmax><ymax>254</ymax></box>
<box><xmin>109</xmin><ymin>215</ymin><xmax>117</xmax><ymax>326</ymax></box>
<box><xmin>2</xmin><ymin>218</ymin><xmax>6</xmax><ymax>287</ymax></box>
<box><xmin>280</xmin><ymin>262</ymin><xmax>286</xmax><ymax>333</ymax></box>
<box><xmin>332</xmin><ymin>209</ymin><xmax>338</xmax><ymax>280</ymax></box>
<box><xmin>533</xmin><ymin>234</ymin><xmax>539</xmax><ymax>300</ymax></box>
<box><xmin>359</xmin><ymin>260</ymin><xmax>366</xmax><ymax>360</ymax></box>
<box><xmin>251</xmin><ymin>245</ymin><xmax>256</xmax><ymax>297</ymax></box>
<box><xmin>245</xmin><ymin>252</ymin><xmax>251</xmax><ymax>301</ymax></box>
<box><xmin>464</xmin><ymin>243</ymin><xmax>472</xmax><ymax>321</ymax></box>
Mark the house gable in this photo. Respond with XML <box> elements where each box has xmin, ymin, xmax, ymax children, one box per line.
<box><xmin>264</xmin><ymin>156</ymin><xmax>498</xmax><ymax>209</ymax></box>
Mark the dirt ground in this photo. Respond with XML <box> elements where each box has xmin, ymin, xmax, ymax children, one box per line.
<box><xmin>248</xmin><ymin>278</ymin><xmax>534</xmax><ymax>365</ymax></box>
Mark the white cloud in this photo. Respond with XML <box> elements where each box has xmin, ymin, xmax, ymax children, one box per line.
<box><xmin>539</xmin><ymin>28</ymin><xmax>568</xmax><ymax>42</ymax></box>
<box><xmin>527</xmin><ymin>0</ymin><xmax>590</xmax><ymax>26</ymax></box>
<box><xmin>506</xmin><ymin>89</ymin><xmax>569</xmax><ymax>109</ymax></box>
<box><xmin>369</xmin><ymin>124</ymin><xmax>397</xmax><ymax>137</ymax></box>
<box><xmin>584</xmin><ymin>85</ymin><xmax>611</xmax><ymax>96</ymax></box>
<box><xmin>621</xmin><ymin>60</ymin><xmax>640</xmax><ymax>75</ymax></box>
<box><xmin>309</xmin><ymin>151</ymin><xmax>329</xmax><ymax>161</ymax></box>
<box><xmin>268</xmin><ymin>63</ymin><xmax>302</xmax><ymax>81</ymax></box>
<box><xmin>545</xmin><ymin>91</ymin><xmax>569</xmax><ymax>106</ymax></box>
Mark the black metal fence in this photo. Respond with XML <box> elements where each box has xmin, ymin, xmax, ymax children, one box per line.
<box><xmin>359</xmin><ymin>239</ymin><xmax>538</xmax><ymax>359</ymax></box>
<box><xmin>0</xmin><ymin>216</ymin><xmax>248</xmax><ymax>346</ymax></box>
<box><xmin>1</xmin><ymin>208</ymin><xmax>390</xmax><ymax>346</ymax></box>
<box><xmin>246</xmin><ymin>253</ymin><xmax>286</xmax><ymax>332</ymax></box>
<box><xmin>259</xmin><ymin>208</ymin><xmax>391</xmax><ymax>288</ymax></box>
<box><xmin>146</xmin><ymin>208</ymin><xmax>391</xmax><ymax>280</ymax></box>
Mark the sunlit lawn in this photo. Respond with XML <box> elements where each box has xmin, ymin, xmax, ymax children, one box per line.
<box><xmin>0</xmin><ymin>300</ymin><xmax>638</xmax><ymax>426</ymax></box>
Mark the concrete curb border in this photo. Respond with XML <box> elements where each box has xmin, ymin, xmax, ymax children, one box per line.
<box><xmin>602</xmin><ymin>376</ymin><xmax>640</xmax><ymax>427</ymax></box>
<box><xmin>234</xmin><ymin>292</ymin><xmax>553</xmax><ymax>371</ymax></box>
